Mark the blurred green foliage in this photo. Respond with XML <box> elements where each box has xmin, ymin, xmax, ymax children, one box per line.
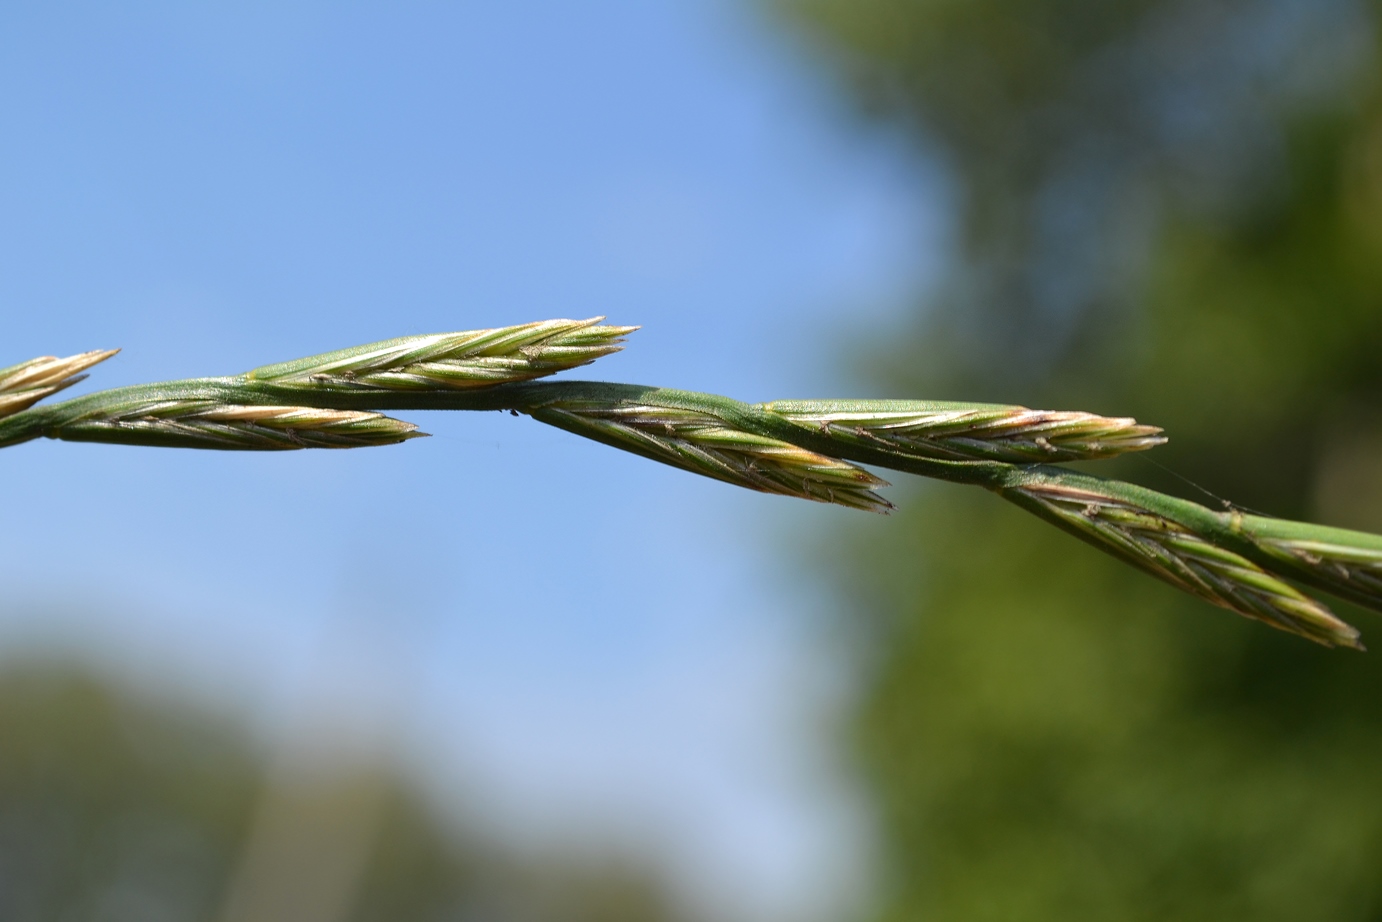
<box><xmin>775</xmin><ymin>0</ymin><xmax>1382</xmax><ymax>918</ymax></box>
<box><xmin>0</xmin><ymin>666</ymin><xmax>682</xmax><ymax>922</ymax></box>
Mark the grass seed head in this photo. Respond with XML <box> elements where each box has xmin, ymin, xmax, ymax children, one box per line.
<box><xmin>1013</xmin><ymin>481</ymin><xmax>1362</xmax><ymax>649</ymax></box>
<box><xmin>0</xmin><ymin>349</ymin><xmax>119</xmax><ymax>419</ymax></box>
<box><xmin>248</xmin><ymin>318</ymin><xmax>636</xmax><ymax>391</ymax></box>
<box><xmin>531</xmin><ymin>399</ymin><xmax>893</xmax><ymax>513</ymax></box>
<box><xmin>761</xmin><ymin>399</ymin><xmax>1166</xmax><ymax>463</ymax></box>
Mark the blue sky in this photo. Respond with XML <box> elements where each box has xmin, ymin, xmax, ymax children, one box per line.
<box><xmin>0</xmin><ymin>3</ymin><xmax>940</xmax><ymax>919</ymax></box>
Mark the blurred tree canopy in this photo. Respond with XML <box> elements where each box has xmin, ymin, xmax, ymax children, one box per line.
<box><xmin>0</xmin><ymin>666</ymin><xmax>682</xmax><ymax>922</ymax></box>
<box><xmin>772</xmin><ymin>0</ymin><xmax>1382</xmax><ymax>919</ymax></box>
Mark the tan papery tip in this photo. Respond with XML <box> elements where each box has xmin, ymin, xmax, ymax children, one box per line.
<box><xmin>50</xmin><ymin>348</ymin><xmax>120</xmax><ymax>377</ymax></box>
<box><xmin>575</xmin><ymin>316</ymin><xmax>640</xmax><ymax>336</ymax></box>
<box><xmin>11</xmin><ymin>349</ymin><xmax>119</xmax><ymax>390</ymax></box>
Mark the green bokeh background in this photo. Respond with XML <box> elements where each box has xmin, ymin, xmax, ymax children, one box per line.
<box><xmin>776</xmin><ymin>0</ymin><xmax>1382</xmax><ymax>918</ymax></box>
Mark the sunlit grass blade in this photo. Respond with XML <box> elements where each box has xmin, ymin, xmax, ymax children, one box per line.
<box><xmin>0</xmin><ymin>349</ymin><xmax>119</xmax><ymax>419</ymax></box>
<box><xmin>247</xmin><ymin>318</ymin><xmax>636</xmax><ymax>391</ymax></box>
<box><xmin>760</xmin><ymin>399</ymin><xmax>1166</xmax><ymax>463</ymax></box>
<box><xmin>529</xmin><ymin>398</ymin><xmax>893</xmax><ymax>513</ymax></box>
<box><xmin>53</xmin><ymin>400</ymin><xmax>423</xmax><ymax>450</ymax></box>
<box><xmin>1004</xmin><ymin>480</ymin><xmax>1362</xmax><ymax>648</ymax></box>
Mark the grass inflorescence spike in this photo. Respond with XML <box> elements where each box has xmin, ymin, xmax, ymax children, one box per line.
<box><xmin>4</xmin><ymin>319</ymin><xmax>1381</xmax><ymax>652</ymax></box>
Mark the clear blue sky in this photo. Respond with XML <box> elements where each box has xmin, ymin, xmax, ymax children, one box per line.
<box><xmin>0</xmin><ymin>3</ymin><xmax>938</xmax><ymax>919</ymax></box>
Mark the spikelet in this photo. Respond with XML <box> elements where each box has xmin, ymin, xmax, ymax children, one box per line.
<box><xmin>53</xmin><ymin>400</ymin><xmax>423</xmax><ymax>450</ymax></box>
<box><xmin>1009</xmin><ymin>481</ymin><xmax>1362</xmax><ymax>649</ymax></box>
<box><xmin>530</xmin><ymin>399</ymin><xmax>893</xmax><ymax>513</ymax></box>
<box><xmin>249</xmin><ymin>318</ymin><xmax>635</xmax><ymax>391</ymax></box>
<box><xmin>761</xmin><ymin>399</ymin><xmax>1166</xmax><ymax>463</ymax></box>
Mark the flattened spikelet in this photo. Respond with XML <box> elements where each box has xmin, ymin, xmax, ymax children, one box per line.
<box><xmin>530</xmin><ymin>400</ymin><xmax>893</xmax><ymax>513</ymax></box>
<box><xmin>249</xmin><ymin>318</ymin><xmax>636</xmax><ymax>390</ymax></box>
<box><xmin>1010</xmin><ymin>482</ymin><xmax>1361</xmax><ymax>648</ymax></box>
<box><xmin>762</xmin><ymin>399</ymin><xmax>1166</xmax><ymax>463</ymax></box>
<box><xmin>54</xmin><ymin>400</ymin><xmax>423</xmax><ymax>450</ymax></box>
